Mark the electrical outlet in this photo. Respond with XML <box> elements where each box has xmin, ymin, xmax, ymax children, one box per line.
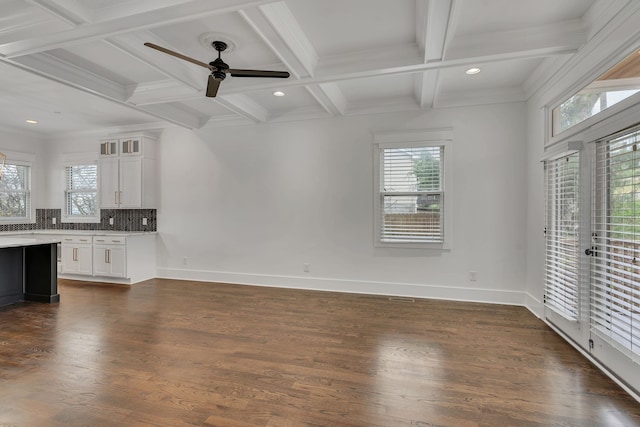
<box><xmin>52</xmin><ymin>217</ymin><xmax>56</xmax><ymax>225</ymax></box>
<box><xmin>142</xmin><ymin>217</ymin><xmax>148</xmax><ymax>226</ymax></box>
<box><xmin>183</xmin><ymin>257</ymin><xmax>188</xmax><ymax>265</ymax></box>
<box><xmin>109</xmin><ymin>217</ymin><xmax>114</xmax><ymax>225</ymax></box>
<box><xmin>469</xmin><ymin>271</ymin><xmax>477</xmax><ymax>281</ymax></box>
<box><xmin>303</xmin><ymin>263</ymin><xmax>310</xmax><ymax>273</ymax></box>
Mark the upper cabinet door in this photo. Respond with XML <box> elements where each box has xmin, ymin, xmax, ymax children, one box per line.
<box><xmin>99</xmin><ymin>157</ymin><xmax>120</xmax><ymax>209</ymax></box>
<box><xmin>119</xmin><ymin>157</ymin><xmax>143</xmax><ymax>208</ymax></box>
<box><xmin>99</xmin><ymin>139</ymin><xmax>118</xmax><ymax>157</ymax></box>
<box><xmin>120</xmin><ymin>138</ymin><xmax>142</xmax><ymax>156</ymax></box>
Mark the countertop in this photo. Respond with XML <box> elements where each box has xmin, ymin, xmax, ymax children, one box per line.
<box><xmin>0</xmin><ymin>230</ymin><xmax>156</xmax><ymax>237</ymax></box>
<box><xmin>0</xmin><ymin>236</ymin><xmax>61</xmax><ymax>249</ymax></box>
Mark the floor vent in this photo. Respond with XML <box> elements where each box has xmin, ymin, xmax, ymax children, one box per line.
<box><xmin>388</xmin><ymin>296</ymin><xmax>415</xmax><ymax>303</ymax></box>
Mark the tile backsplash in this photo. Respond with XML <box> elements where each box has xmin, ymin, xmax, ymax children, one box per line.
<box><xmin>0</xmin><ymin>209</ymin><xmax>157</xmax><ymax>233</ymax></box>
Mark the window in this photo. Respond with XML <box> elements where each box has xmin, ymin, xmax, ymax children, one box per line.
<box><xmin>544</xmin><ymin>152</ymin><xmax>580</xmax><ymax>320</ymax></box>
<box><xmin>552</xmin><ymin>47</ymin><xmax>640</xmax><ymax>136</ymax></box>
<box><xmin>64</xmin><ymin>164</ymin><xmax>98</xmax><ymax>222</ymax></box>
<box><xmin>374</xmin><ymin>129</ymin><xmax>452</xmax><ymax>248</ymax></box>
<box><xmin>0</xmin><ymin>162</ymin><xmax>31</xmax><ymax>221</ymax></box>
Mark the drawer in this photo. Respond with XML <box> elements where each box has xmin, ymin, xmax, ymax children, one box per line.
<box><xmin>61</xmin><ymin>236</ymin><xmax>93</xmax><ymax>244</ymax></box>
<box><xmin>93</xmin><ymin>236</ymin><xmax>126</xmax><ymax>245</ymax></box>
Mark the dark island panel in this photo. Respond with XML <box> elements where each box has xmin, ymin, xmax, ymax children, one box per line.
<box><xmin>24</xmin><ymin>243</ymin><xmax>59</xmax><ymax>303</ymax></box>
<box><xmin>0</xmin><ymin>240</ymin><xmax>59</xmax><ymax>307</ymax></box>
<box><xmin>0</xmin><ymin>247</ymin><xmax>24</xmax><ymax>306</ymax></box>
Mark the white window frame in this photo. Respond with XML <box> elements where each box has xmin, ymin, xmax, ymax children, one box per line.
<box><xmin>0</xmin><ymin>150</ymin><xmax>34</xmax><ymax>224</ymax></box>
<box><xmin>62</xmin><ymin>154</ymin><xmax>100</xmax><ymax>223</ymax></box>
<box><xmin>373</xmin><ymin>129</ymin><xmax>453</xmax><ymax>249</ymax></box>
<box><xmin>547</xmin><ymin>43</ymin><xmax>640</xmax><ymax>146</ymax></box>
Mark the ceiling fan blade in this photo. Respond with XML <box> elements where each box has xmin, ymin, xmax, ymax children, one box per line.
<box><xmin>228</xmin><ymin>69</ymin><xmax>290</xmax><ymax>78</ymax></box>
<box><xmin>144</xmin><ymin>42</ymin><xmax>211</xmax><ymax>70</ymax></box>
<box><xmin>206</xmin><ymin>75</ymin><xmax>221</xmax><ymax>97</ymax></box>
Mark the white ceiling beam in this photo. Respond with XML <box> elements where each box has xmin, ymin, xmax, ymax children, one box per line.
<box><xmin>305</xmin><ymin>83</ymin><xmax>347</xmax><ymax>116</ymax></box>
<box><xmin>0</xmin><ymin>0</ymin><xmax>277</xmax><ymax>58</ymax></box>
<box><xmin>416</xmin><ymin>0</ymin><xmax>453</xmax><ymax>62</ymax></box>
<box><xmin>415</xmin><ymin>70</ymin><xmax>439</xmax><ymax>109</ymax></box>
<box><xmin>446</xmin><ymin>20</ymin><xmax>586</xmax><ymax>62</ymax></box>
<box><xmin>92</xmin><ymin>0</ymin><xmax>204</xmax><ymax>23</ymax></box>
<box><xmin>239</xmin><ymin>2</ymin><xmax>317</xmax><ymax>79</ymax></box>
<box><xmin>434</xmin><ymin>86</ymin><xmax>526</xmax><ymax>109</ymax></box>
<box><xmin>12</xmin><ymin>52</ymin><xmax>129</xmax><ymax>101</ymax></box>
<box><xmin>25</xmin><ymin>0</ymin><xmax>93</xmax><ymax>25</ymax></box>
<box><xmin>0</xmin><ymin>55</ymin><xmax>202</xmax><ymax>129</ymax></box>
<box><xmin>216</xmin><ymin>40</ymin><xmax>578</xmax><ymax>96</ymax></box>
<box><xmin>126</xmin><ymin>39</ymin><xmax>580</xmax><ymax>105</ymax></box>
<box><xmin>415</xmin><ymin>0</ymin><xmax>453</xmax><ymax>108</ymax></box>
<box><xmin>215</xmin><ymin>94</ymin><xmax>269</xmax><ymax>123</ymax></box>
<box><xmin>127</xmin><ymin>80</ymin><xmax>201</xmax><ymax>106</ymax></box>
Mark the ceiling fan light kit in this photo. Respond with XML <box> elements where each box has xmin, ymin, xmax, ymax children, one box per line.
<box><xmin>144</xmin><ymin>40</ymin><xmax>290</xmax><ymax>98</ymax></box>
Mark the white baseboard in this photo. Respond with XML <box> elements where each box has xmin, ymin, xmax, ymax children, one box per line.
<box><xmin>156</xmin><ymin>267</ymin><xmax>527</xmax><ymax>306</ymax></box>
<box><xmin>524</xmin><ymin>292</ymin><xmax>543</xmax><ymax>318</ymax></box>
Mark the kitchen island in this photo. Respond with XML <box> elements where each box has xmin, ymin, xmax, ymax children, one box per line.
<box><xmin>0</xmin><ymin>237</ymin><xmax>60</xmax><ymax>307</ymax></box>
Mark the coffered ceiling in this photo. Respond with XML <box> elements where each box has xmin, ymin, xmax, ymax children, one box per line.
<box><xmin>0</xmin><ymin>0</ymin><xmax>623</xmax><ymax>135</ymax></box>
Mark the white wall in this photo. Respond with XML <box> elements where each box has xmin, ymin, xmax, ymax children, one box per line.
<box><xmin>0</xmin><ymin>129</ymin><xmax>48</xmax><ymax>211</ymax></box>
<box><xmin>156</xmin><ymin>103</ymin><xmax>528</xmax><ymax>303</ymax></box>
<box><xmin>43</xmin><ymin>131</ymin><xmax>103</xmax><ymax>209</ymax></box>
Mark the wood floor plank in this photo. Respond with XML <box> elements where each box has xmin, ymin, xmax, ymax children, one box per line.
<box><xmin>0</xmin><ymin>278</ymin><xmax>639</xmax><ymax>426</ymax></box>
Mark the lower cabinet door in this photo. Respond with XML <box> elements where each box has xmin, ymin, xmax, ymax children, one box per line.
<box><xmin>61</xmin><ymin>243</ymin><xmax>93</xmax><ymax>275</ymax></box>
<box><xmin>76</xmin><ymin>245</ymin><xmax>93</xmax><ymax>275</ymax></box>
<box><xmin>93</xmin><ymin>245</ymin><xmax>127</xmax><ymax>278</ymax></box>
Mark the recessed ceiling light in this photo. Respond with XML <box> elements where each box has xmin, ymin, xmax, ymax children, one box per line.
<box><xmin>466</xmin><ymin>68</ymin><xmax>481</xmax><ymax>75</ymax></box>
<box><xmin>25</xmin><ymin>119</ymin><xmax>38</xmax><ymax>124</ymax></box>
<box><xmin>273</xmin><ymin>91</ymin><xmax>285</xmax><ymax>97</ymax></box>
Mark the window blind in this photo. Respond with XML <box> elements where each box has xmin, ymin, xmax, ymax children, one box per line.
<box><xmin>545</xmin><ymin>153</ymin><xmax>580</xmax><ymax>320</ymax></box>
<box><xmin>379</xmin><ymin>145</ymin><xmax>444</xmax><ymax>243</ymax></box>
<box><xmin>592</xmin><ymin>124</ymin><xmax>640</xmax><ymax>363</ymax></box>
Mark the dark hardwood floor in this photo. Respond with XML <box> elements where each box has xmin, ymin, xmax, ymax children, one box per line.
<box><xmin>1</xmin><ymin>278</ymin><xmax>639</xmax><ymax>426</ymax></box>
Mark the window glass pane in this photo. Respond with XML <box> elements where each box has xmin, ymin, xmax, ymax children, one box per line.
<box><xmin>383</xmin><ymin>146</ymin><xmax>442</xmax><ymax>192</ymax></box>
<box><xmin>69</xmin><ymin>165</ymin><xmax>97</xmax><ymax>190</ymax></box>
<box><xmin>0</xmin><ymin>193</ymin><xmax>28</xmax><ymax>218</ymax></box>
<box><xmin>553</xmin><ymin>48</ymin><xmax>640</xmax><ymax>135</ymax></box>
<box><xmin>0</xmin><ymin>165</ymin><xmax>28</xmax><ymax>190</ymax></box>
<box><xmin>67</xmin><ymin>192</ymin><xmax>97</xmax><ymax>216</ymax></box>
<box><xmin>381</xmin><ymin>194</ymin><xmax>443</xmax><ymax>242</ymax></box>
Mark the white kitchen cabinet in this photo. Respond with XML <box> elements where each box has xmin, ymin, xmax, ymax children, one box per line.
<box><xmin>93</xmin><ymin>237</ymin><xmax>126</xmax><ymax>278</ymax></box>
<box><xmin>98</xmin><ymin>134</ymin><xmax>156</xmax><ymax>209</ymax></box>
<box><xmin>56</xmin><ymin>233</ymin><xmax>155</xmax><ymax>284</ymax></box>
<box><xmin>61</xmin><ymin>236</ymin><xmax>93</xmax><ymax>275</ymax></box>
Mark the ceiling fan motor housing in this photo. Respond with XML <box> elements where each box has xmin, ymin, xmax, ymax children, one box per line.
<box><xmin>210</xmin><ymin>57</ymin><xmax>228</xmax><ymax>80</ymax></box>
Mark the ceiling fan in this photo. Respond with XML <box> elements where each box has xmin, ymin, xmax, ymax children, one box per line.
<box><xmin>144</xmin><ymin>41</ymin><xmax>290</xmax><ymax>97</ymax></box>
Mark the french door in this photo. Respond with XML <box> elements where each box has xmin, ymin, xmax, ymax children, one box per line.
<box><xmin>545</xmin><ymin>124</ymin><xmax>640</xmax><ymax>394</ymax></box>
